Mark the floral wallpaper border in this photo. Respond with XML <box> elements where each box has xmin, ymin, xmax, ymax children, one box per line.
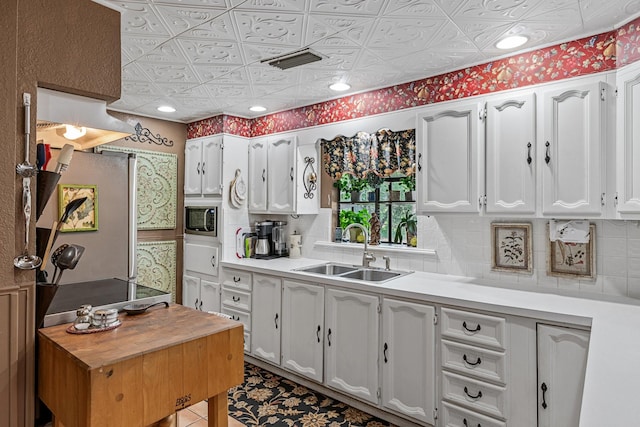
<box><xmin>99</xmin><ymin>145</ymin><xmax>177</xmax><ymax>230</ymax></box>
<box><xmin>187</xmin><ymin>17</ymin><xmax>640</xmax><ymax>141</ymax></box>
<box><xmin>136</xmin><ymin>240</ymin><xmax>177</xmax><ymax>302</ymax></box>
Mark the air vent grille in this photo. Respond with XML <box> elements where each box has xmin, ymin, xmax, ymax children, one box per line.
<box><xmin>262</xmin><ymin>49</ymin><xmax>323</xmax><ymax>70</ymax></box>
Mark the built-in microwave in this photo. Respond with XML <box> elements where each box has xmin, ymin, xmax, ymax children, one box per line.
<box><xmin>185</xmin><ymin>206</ymin><xmax>218</xmax><ymax>236</ymax></box>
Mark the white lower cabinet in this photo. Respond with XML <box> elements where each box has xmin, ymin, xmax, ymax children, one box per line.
<box><xmin>381</xmin><ymin>298</ymin><xmax>436</xmax><ymax>425</ymax></box>
<box><xmin>440</xmin><ymin>307</ymin><xmax>538</xmax><ymax>427</ymax></box>
<box><xmin>182</xmin><ymin>273</ymin><xmax>220</xmax><ymax>313</ymax></box>
<box><xmin>251</xmin><ymin>274</ymin><xmax>282</xmax><ymax>364</ymax></box>
<box><xmin>221</xmin><ymin>268</ymin><xmax>252</xmax><ymax>352</ymax></box>
<box><xmin>281</xmin><ymin>280</ymin><xmax>324</xmax><ymax>382</ymax></box>
<box><xmin>537</xmin><ymin>324</ymin><xmax>590</xmax><ymax>427</ymax></box>
<box><xmin>325</xmin><ymin>288</ymin><xmax>380</xmax><ymax>405</ymax></box>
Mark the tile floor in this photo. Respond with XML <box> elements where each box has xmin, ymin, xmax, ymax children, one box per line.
<box><xmin>177</xmin><ymin>400</ymin><xmax>244</xmax><ymax>427</ymax></box>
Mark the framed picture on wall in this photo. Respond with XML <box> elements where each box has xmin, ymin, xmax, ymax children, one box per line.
<box><xmin>58</xmin><ymin>184</ymin><xmax>98</xmax><ymax>232</ymax></box>
<box><xmin>491</xmin><ymin>222</ymin><xmax>532</xmax><ymax>274</ymax></box>
<box><xmin>547</xmin><ymin>224</ymin><xmax>596</xmax><ymax>280</ymax></box>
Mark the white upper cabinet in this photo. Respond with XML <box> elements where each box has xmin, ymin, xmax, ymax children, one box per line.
<box><xmin>184</xmin><ymin>135</ymin><xmax>223</xmax><ymax>196</ymax></box>
<box><xmin>248</xmin><ymin>136</ymin><xmax>319</xmax><ymax>214</ymax></box>
<box><xmin>616</xmin><ymin>61</ymin><xmax>640</xmax><ymax>216</ymax></box>
<box><xmin>541</xmin><ymin>81</ymin><xmax>606</xmax><ymax>216</ymax></box>
<box><xmin>485</xmin><ymin>92</ymin><xmax>537</xmax><ymax>214</ymax></box>
<box><xmin>416</xmin><ymin>102</ymin><xmax>484</xmax><ymax>213</ymax></box>
<box><xmin>268</xmin><ymin>136</ymin><xmax>296</xmax><ymax>213</ymax></box>
<box><xmin>248</xmin><ymin>138</ymin><xmax>268</xmax><ymax>212</ymax></box>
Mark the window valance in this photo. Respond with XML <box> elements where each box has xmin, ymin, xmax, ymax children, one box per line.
<box><xmin>319</xmin><ymin>128</ymin><xmax>415</xmax><ymax>179</ymax></box>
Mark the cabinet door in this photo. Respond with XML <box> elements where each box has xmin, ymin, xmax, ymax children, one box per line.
<box><xmin>201</xmin><ymin>136</ymin><xmax>223</xmax><ymax>195</ymax></box>
<box><xmin>251</xmin><ymin>274</ymin><xmax>282</xmax><ymax>364</ymax></box>
<box><xmin>268</xmin><ymin>136</ymin><xmax>296</xmax><ymax>213</ymax></box>
<box><xmin>416</xmin><ymin>102</ymin><xmax>483</xmax><ymax>213</ymax></box>
<box><xmin>184</xmin><ymin>242</ymin><xmax>218</xmax><ymax>277</ymax></box>
<box><xmin>537</xmin><ymin>324</ymin><xmax>590</xmax><ymax>427</ymax></box>
<box><xmin>182</xmin><ymin>274</ymin><xmax>200</xmax><ymax>310</ymax></box>
<box><xmin>541</xmin><ymin>81</ymin><xmax>605</xmax><ymax>215</ymax></box>
<box><xmin>248</xmin><ymin>139</ymin><xmax>268</xmax><ymax>212</ymax></box>
<box><xmin>184</xmin><ymin>139</ymin><xmax>202</xmax><ymax>195</ymax></box>
<box><xmin>200</xmin><ymin>279</ymin><xmax>220</xmax><ymax>313</ymax></box>
<box><xmin>486</xmin><ymin>92</ymin><xmax>536</xmax><ymax>214</ymax></box>
<box><xmin>281</xmin><ymin>280</ymin><xmax>324</xmax><ymax>382</ymax></box>
<box><xmin>617</xmin><ymin>62</ymin><xmax>640</xmax><ymax>215</ymax></box>
<box><xmin>325</xmin><ymin>288</ymin><xmax>379</xmax><ymax>404</ymax></box>
<box><xmin>381</xmin><ymin>298</ymin><xmax>436</xmax><ymax>424</ymax></box>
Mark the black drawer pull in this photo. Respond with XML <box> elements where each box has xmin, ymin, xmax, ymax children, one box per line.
<box><xmin>462</xmin><ymin>321</ymin><xmax>481</xmax><ymax>333</ymax></box>
<box><xmin>463</xmin><ymin>354</ymin><xmax>482</xmax><ymax>366</ymax></box>
<box><xmin>232</xmin><ymin>296</ymin><xmax>240</xmax><ymax>302</ymax></box>
<box><xmin>464</xmin><ymin>386</ymin><xmax>482</xmax><ymax>400</ymax></box>
<box><xmin>463</xmin><ymin>418</ymin><xmax>481</xmax><ymax>427</ymax></box>
<box><xmin>233</xmin><ymin>276</ymin><xmax>241</xmax><ymax>283</ymax></box>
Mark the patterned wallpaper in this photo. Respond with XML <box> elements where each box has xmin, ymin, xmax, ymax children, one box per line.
<box><xmin>187</xmin><ymin>18</ymin><xmax>640</xmax><ymax>140</ymax></box>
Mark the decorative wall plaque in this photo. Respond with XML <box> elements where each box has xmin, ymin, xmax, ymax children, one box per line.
<box><xmin>98</xmin><ymin>145</ymin><xmax>177</xmax><ymax>230</ymax></box>
<box><xmin>136</xmin><ymin>240</ymin><xmax>177</xmax><ymax>302</ymax></box>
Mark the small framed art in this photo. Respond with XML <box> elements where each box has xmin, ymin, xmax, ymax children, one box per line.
<box><xmin>491</xmin><ymin>222</ymin><xmax>532</xmax><ymax>273</ymax></box>
<box><xmin>58</xmin><ymin>184</ymin><xmax>98</xmax><ymax>232</ymax></box>
<box><xmin>547</xmin><ymin>224</ymin><xmax>595</xmax><ymax>279</ymax></box>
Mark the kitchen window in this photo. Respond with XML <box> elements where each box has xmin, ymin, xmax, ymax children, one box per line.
<box><xmin>337</xmin><ymin>174</ymin><xmax>417</xmax><ymax>246</ymax></box>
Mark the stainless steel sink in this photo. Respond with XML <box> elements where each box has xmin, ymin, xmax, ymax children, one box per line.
<box><xmin>294</xmin><ymin>262</ymin><xmax>411</xmax><ymax>283</ymax></box>
<box><xmin>340</xmin><ymin>269</ymin><xmax>403</xmax><ymax>282</ymax></box>
<box><xmin>297</xmin><ymin>263</ymin><xmax>359</xmax><ymax>275</ymax></box>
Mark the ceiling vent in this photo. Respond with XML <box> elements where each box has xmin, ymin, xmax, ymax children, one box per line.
<box><xmin>262</xmin><ymin>48</ymin><xmax>323</xmax><ymax>70</ymax></box>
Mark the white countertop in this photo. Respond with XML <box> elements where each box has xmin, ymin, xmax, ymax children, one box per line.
<box><xmin>222</xmin><ymin>256</ymin><xmax>640</xmax><ymax>427</ymax></box>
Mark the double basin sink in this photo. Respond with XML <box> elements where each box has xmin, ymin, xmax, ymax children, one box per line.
<box><xmin>294</xmin><ymin>262</ymin><xmax>412</xmax><ymax>283</ymax></box>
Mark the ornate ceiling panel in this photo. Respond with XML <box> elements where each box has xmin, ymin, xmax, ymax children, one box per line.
<box><xmin>94</xmin><ymin>0</ymin><xmax>639</xmax><ymax>122</ymax></box>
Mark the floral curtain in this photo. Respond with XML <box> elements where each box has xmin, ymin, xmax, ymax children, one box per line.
<box><xmin>320</xmin><ymin>128</ymin><xmax>415</xmax><ymax>179</ymax></box>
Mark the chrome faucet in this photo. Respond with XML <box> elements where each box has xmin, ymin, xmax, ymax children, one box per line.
<box><xmin>342</xmin><ymin>223</ymin><xmax>376</xmax><ymax>267</ymax></box>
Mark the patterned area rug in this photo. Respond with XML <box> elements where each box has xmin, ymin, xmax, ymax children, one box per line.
<box><xmin>228</xmin><ymin>363</ymin><xmax>398</xmax><ymax>427</ymax></box>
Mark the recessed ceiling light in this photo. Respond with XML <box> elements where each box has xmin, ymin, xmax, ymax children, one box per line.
<box><xmin>329</xmin><ymin>82</ymin><xmax>351</xmax><ymax>92</ymax></box>
<box><xmin>249</xmin><ymin>106</ymin><xmax>267</xmax><ymax>112</ymax></box>
<box><xmin>157</xmin><ymin>105</ymin><xmax>176</xmax><ymax>113</ymax></box>
<box><xmin>496</xmin><ymin>35</ymin><xmax>529</xmax><ymax>50</ymax></box>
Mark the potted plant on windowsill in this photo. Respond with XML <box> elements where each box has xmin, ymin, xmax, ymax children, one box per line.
<box><xmin>399</xmin><ymin>174</ymin><xmax>416</xmax><ymax>202</ymax></box>
<box><xmin>366</xmin><ymin>173</ymin><xmax>383</xmax><ymax>201</ymax></box>
<box><xmin>394</xmin><ymin>211</ymin><xmax>417</xmax><ymax>247</ymax></box>
<box><xmin>339</xmin><ymin>209</ymin><xmax>371</xmax><ymax>243</ymax></box>
<box><xmin>334</xmin><ymin>174</ymin><xmax>368</xmax><ymax>202</ymax></box>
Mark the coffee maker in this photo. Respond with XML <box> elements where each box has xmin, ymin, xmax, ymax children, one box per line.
<box><xmin>272</xmin><ymin>221</ymin><xmax>288</xmax><ymax>257</ymax></box>
<box><xmin>255</xmin><ymin>221</ymin><xmax>273</xmax><ymax>258</ymax></box>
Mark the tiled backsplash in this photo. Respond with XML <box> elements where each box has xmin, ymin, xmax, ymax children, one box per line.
<box><xmin>297</xmin><ymin>209</ymin><xmax>640</xmax><ymax>301</ymax></box>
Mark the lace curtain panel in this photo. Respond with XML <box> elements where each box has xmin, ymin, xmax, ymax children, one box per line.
<box><xmin>320</xmin><ymin>128</ymin><xmax>416</xmax><ymax>179</ymax></box>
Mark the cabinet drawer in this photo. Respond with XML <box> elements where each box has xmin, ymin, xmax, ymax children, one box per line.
<box><xmin>442</xmin><ymin>339</ymin><xmax>506</xmax><ymax>384</ymax></box>
<box><xmin>184</xmin><ymin>243</ymin><xmax>219</xmax><ymax>277</ymax></box>
<box><xmin>222</xmin><ymin>269</ymin><xmax>252</xmax><ymax>291</ymax></box>
<box><xmin>221</xmin><ymin>306</ymin><xmax>251</xmax><ymax>332</ymax></box>
<box><xmin>244</xmin><ymin>332</ymin><xmax>251</xmax><ymax>353</ymax></box>
<box><xmin>442</xmin><ymin>371</ymin><xmax>507</xmax><ymax>420</ymax></box>
<box><xmin>221</xmin><ymin>288</ymin><xmax>251</xmax><ymax>311</ymax></box>
<box><xmin>442</xmin><ymin>402</ymin><xmax>506</xmax><ymax>427</ymax></box>
<box><xmin>441</xmin><ymin>308</ymin><xmax>506</xmax><ymax>350</ymax></box>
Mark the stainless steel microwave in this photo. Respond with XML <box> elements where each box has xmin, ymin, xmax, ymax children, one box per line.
<box><xmin>185</xmin><ymin>206</ymin><xmax>218</xmax><ymax>236</ymax></box>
